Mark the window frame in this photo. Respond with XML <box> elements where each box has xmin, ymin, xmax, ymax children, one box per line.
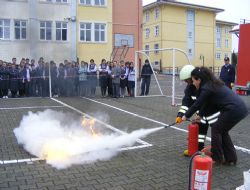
<box><xmin>216</xmin><ymin>38</ymin><xmax>221</xmax><ymax>48</ymax></box>
<box><xmin>155</xmin><ymin>25</ymin><xmax>159</xmax><ymax>37</ymax></box>
<box><xmin>154</xmin><ymin>43</ymin><xmax>159</xmax><ymax>54</ymax></box>
<box><xmin>94</xmin><ymin>23</ymin><xmax>106</xmax><ymax>42</ymax></box>
<box><xmin>14</xmin><ymin>20</ymin><xmax>27</xmax><ymax>40</ymax></box>
<box><xmin>79</xmin><ymin>0</ymin><xmax>106</xmax><ymax>6</ymax></box>
<box><xmin>145</xmin><ymin>44</ymin><xmax>149</xmax><ymax>55</ymax></box>
<box><xmin>55</xmin><ymin>0</ymin><xmax>68</xmax><ymax>3</ymax></box>
<box><xmin>79</xmin><ymin>21</ymin><xmax>107</xmax><ymax>43</ymax></box>
<box><xmin>0</xmin><ymin>19</ymin><xmax>10</xmax><ymax>40</ymax></box>
<box><xmin>145</xmin><ymin>10</ymin><xmax>150</xmax><ymax>22</ymax></box>
<box><xmin>216</xmin><ymin>52</ymin><xmax>221</xmax><ymax>60</ymax></box>
<box><xmin>40</xmin><ymin>21</ymin><xmax>52</xmax><ymax>41</ymax></box>
<box><xmin>154</xmin><ymin>7</ymin><xmax>160</xmax><ymax>19</ymax></box>
<box><xmin>56</xmin><ymin>21</ymin><xmax>68</xmax><ymax>41</ymax></box>
<box><xmin>216</xmin><ymin>25</ymin><xmax>221</xmax><ymax>34</ymax></box>
<box><xmin>80</xmin><ymin>22</ymin><xmax>92</xmax><ymax>42</ymax></box>
<box><xmin>145</xmin><ymin>28</ymin><xmax>150</xmax><ymax>38</ymax></box>
<box><xmin>225</xmin><ymin>39</ymin><xmax>229</xmax><ymax>48</ymax></box>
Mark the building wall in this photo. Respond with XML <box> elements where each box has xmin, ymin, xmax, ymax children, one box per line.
<box><xmin>0</xmin><ymin>0</ymin><xmax>73</xmax><ymax>63</ymax></box>
<box><xmin>77</xmin><ymin>0</ymin><xmax>112</xmax><ymax>64</ymax></box>
<box><xmin>0</xmin><ymin>0</ymin><xmax>30</xmax><ymax>62</ymax></box>
<box><xmin>112</xmin><ymin>0</ymin><xmax>142</xmax><ymax>62</ymax></box>
<box><xmin>215</xmin><ymin>23</ymin><xmax>234</xmax><ymax>68</ymax></box>
<box><xmin>143</xmin><ymin>4</ymin><xmax>221</xmax><ymax>71</ymax></box>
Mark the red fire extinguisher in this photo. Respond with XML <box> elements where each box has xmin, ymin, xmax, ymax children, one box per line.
<box><xmin>188</xmin><ymin>123</ymin><xmax>199</xmax><ymax>156</ymax></box>
<box><xmin>189</xmin><ymin>152</ymin><xmax>212</xmax><ymax>190</ymax></box>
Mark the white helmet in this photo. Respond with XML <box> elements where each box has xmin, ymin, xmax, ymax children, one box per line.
<box><xmin>179</xmin><ymin>65</ymin><xmax>195</xmax><ymax>80</ymax></box>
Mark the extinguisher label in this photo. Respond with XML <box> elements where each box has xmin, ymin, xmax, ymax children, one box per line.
<box><xmin>194</xmin><ymin>169</ymin><xmax>209</xmax><ymax>190</ymax></box>
<box><xmin>194</xmin><ymin>181</ymin><xmax>208</xmax><ymax>190</ymax></box>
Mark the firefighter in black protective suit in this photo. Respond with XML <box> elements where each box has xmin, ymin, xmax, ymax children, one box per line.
<box><xmin>182</xmin><ymin>67</ymin><xmax>248</xmax><ymax>165</ymax></box>
<box><xmin>176</xmin><ymin>65</ymin><xmax>209</xmax><ymax>156</ymax></box>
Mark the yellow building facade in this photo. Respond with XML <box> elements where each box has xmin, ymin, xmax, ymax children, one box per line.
<box><xmin>143</xmin><ymin>1</ymin><xmax>232</xmax><ymax>72</ymax></box>
<box><xmin>77</xmin><ymin>0</ymin><xmax>113</xmax><ymax>64</ymax></box>
<box><xmin>215</xmin><ymin>20</ymin><xmax>237</xmax><ymax>69</ymax></box>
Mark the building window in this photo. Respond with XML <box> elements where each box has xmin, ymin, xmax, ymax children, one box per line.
<box><xmin>225</xmin><ymin>39</ymin><xmax>229</xmax><ymax>48</ymax></box>
<box><xmin>188</xmin><ymin>31</ymin><xmax>192</xmax><ymax>38</ymax></box>
<box><xmin>145</xmin><ymin>45</ymin><xmax>149</xmax><ymax>55</ymax></box>
<box><xmin>188</xmin><ymin>48</ymin><xmax>192</xmax><ymax>55</ymax></box>
<box><xmin>80</xmin><ymin>22</ymin><xmax>106</xmax><ymax>42</ymax></box>
<box><xmin>79</xmin><ymin>0</ymin><xmax>105</xmax><ymax>6</ymax></box>
<box><xmin>224</xmin><ymin>53</ymin><xmax>228</xmax><ymax>59</ymax></box>
<box><xmin>154</xmin><ymin>7</ymin><xmax>159</xmax><ymax>19</ymax></box>
<box><xmin>154</xmin><ymin>43</ymin><xmax>159</xmax><ymax>54</ymax></box>
<box><xmin>80</xmin><ymin>23</ymin><xmax>92</xmax><ymax>42</ymax></box>
<box><xmin>94</xmin><ymin>23</ymin><xmax>105</xmax><ymax>42</ymax></box>
<box><xmin>145</xmin><ymin>28</ymin><xmax>150</xmax><ymax>38</ymax></box>
<box><xmin>56</xmin><ymin>22</ymin><xmax>67</xmax><ymax>41</ymax></box>
<box><xmin>216</xmin><ymin>25</ymin><xmax>221</xmax><ymax>34</ymax></box>
<box><xmin>216</xmin><ymin>52</ymin><xmax>221</xmax><ymax>60</ymax></box>
<box><xmin>14</xmin><ymin>20</ymin><xmax>27</xmax><ymax>40</ymax></box>
<box><xmin>94</xmin><ymin>0</ymin><xmax>105</xmax><ymax>6</ymax></box>
<box><xmin>154</xmin><ymin>61</ymin><xmax>159</xmax><ymax>66</ymax></box>
<box><xmin>0</xmin><ymin>19</ymin><xmax>10</xmax><ymax>40</ymax></box>
<box><xmin>145</xmin><ymin>10</ymin><xmax>150</xmax><ymax>22</ymax></box>
<box><xmin>225</xmin><ymin>27</ymin><xmax>229</xmax><ymax>34</ymax></box>
<box><xmin>80</xmin><ymin>0</ymin><xmax>91</xmax><ymax>5</ymax></box>
<box><xmin>216</xmin><ymin>38</ymin><xmax>221</xmax><ymax>48</ymax></box>
<box><xmin>155</xmin><ymin>25</ymin><xmax>159</xmax><ymax>36</ymax></box>
<box><xmin>55</xmin><ymin>0</ymin><xmax>67</xmax><ymax>2</ymax></box>
<box><xmin>40</xmin><ymin>21</ymin><xmax>52</xmax><ymax>40</ymax></box>
<box><xmin>187</xmin><ymin>10</ymin><xmax>195</xmax><ymax>58</ymax></box>
<box><xmin>41</xmin><ymin>0</ymin><xmax>67</xmax><ymax>2</ymax></box>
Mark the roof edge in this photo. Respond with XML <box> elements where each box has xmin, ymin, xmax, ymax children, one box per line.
<box><xmin>143</xmin><ymin>0</ymin><xmax>224</xmax><ymax>13</ymax></box>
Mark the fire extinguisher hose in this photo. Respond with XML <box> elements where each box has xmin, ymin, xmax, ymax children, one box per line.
<box><xmin>164</xmin><ymin>122</ymin><xmax>177</xmax><ymax>128</ymax></box>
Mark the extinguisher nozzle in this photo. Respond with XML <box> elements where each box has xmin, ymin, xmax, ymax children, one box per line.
<box><xmin>164</xmin><ymin>122</ymin><xmax>176</xmax><ymax>128</ymax></box>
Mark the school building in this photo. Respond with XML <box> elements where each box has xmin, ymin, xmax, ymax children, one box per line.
<box><xmin>142</xmin><ymin>0</ymin><xmax>237</xmax><ymax>72</ymax></box>
<box><xmin>0</xmin><ymin>0</ymin><xmax>142</xmax><ymax>64</ymax></box>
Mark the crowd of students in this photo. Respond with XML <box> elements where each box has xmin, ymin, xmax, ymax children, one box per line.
<box><xmin>0</xmin><ymin>57</ymin><xmax>137</xmax><ymax>98</ymax></box>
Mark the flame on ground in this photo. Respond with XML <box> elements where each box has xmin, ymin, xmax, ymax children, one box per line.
<box><xmin>81</xmin><ymin>116</ymin><xmax>99</xmax><ymax>138</ymax></box>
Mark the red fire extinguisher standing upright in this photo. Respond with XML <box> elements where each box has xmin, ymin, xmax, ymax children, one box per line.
<box><xmin>189</xmin><ymin>152</ymin><xmax>213</xmax><ymax>190</ymax></box>
<box><xmin>188</xmin><ymin>123</ymin><xmax>199</xmax><ymax>156</ymax></box>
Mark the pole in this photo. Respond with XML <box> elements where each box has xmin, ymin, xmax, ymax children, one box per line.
<box><xmin>172</xmin><ymin>49</ymin><xmax>176</xmax><ymax>106</ymax></box>
<box><xmin>49</xmin><ymin>61</ymin><xmax>52</xmax><ymax>98</ymax></box>
<box><xmin>135</xmin><ymin>52</ymin><xmax>138</xmax><ymax>97</ymax></box>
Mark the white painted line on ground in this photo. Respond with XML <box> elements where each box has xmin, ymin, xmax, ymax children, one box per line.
<box><xmin>51</xmin><ymin>98</ymin><xmax>152</xmax><ymax>147</ymax></box>
<box><xmin>81</xmin><ymin>97</ymin><xmax>250</xmax><ymax>155</ymax></box>
<box><xmin>81</xmin><ymin>97</ymin><xmax>188</xmax><ymax>133</ymax></box>
<box><xmin>0</xmin><ymin>145</ymin><xmax>152</xmax><ymax>165</ymax></box>
<box><xmin>1</xmin><ymin>98</ymin><xmax>153</xmax><ymax>166</ymax></box>
<box><xmin>0</xmin><ymin>158</ymin><xmax>44</xmax><ymax>165</ymax></box>
<box><xmin>0</xmin><ymin>106</ymin><xmax>64</xmax><ymax>110</ymax></box>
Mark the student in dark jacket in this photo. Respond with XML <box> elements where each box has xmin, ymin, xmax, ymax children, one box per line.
<box><xmin>0</xmin><ymin>60</ymin><xmax>10</xmax><ymax>98</ymax></box>
<box><xmin>99</xmin><ymin>58</ymin><xmax>109</xmax><ymax>97</ymax></box>
<box><xmin>87</xmin><ymin>59</ymin><xmax>97</xmax><ymax>97</ymax></box>
<box><xmin>9</xmin><ymin>63</ymin><xmax>19</xmax><ymax>97</ymax></box>
<box><xmin>182</xmin><ymin>67</ymin><xmax>248</xmax><ymax>165</ymax></box>
<box><xmin>219</xmin><ymin>57</ymin><xmax>235</xmax><ymax>89</ymax></box>
<box><xmin>22</xmin><ymin>63</ymin><xmax>31</xmax><ymax>97</ymax></box>
<box><xmin>140</xmin><ymin>59</ymin><xmax>153</xmax><ymax>96</ymax></box>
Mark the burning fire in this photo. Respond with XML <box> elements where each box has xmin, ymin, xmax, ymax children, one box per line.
<box><xmin>42</xmin><ymin>116</ymin><xmax>99</xmax><ymax>161</ymax></box>
<box><xmin>81</xmin><ymin>116</ymin><xmax>99</xmax><ymax>138</ymax></box>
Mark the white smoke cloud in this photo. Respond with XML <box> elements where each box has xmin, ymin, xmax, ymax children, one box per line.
<box><xmin>14</xmin><ymin>109</ymin><xmax>163</xmax><ymax>169</ymax></box>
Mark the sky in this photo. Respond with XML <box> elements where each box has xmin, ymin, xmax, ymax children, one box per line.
<box><xmin>142</xmin><ymin>0</ymin><xmax>250</xmax><ymax>52</ymax></box>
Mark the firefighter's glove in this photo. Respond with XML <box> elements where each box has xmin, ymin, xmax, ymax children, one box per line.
<box><xmin>175</xmin><ymin>117</ymin><xmax>183</xmax><ymax>124</ymax></box>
